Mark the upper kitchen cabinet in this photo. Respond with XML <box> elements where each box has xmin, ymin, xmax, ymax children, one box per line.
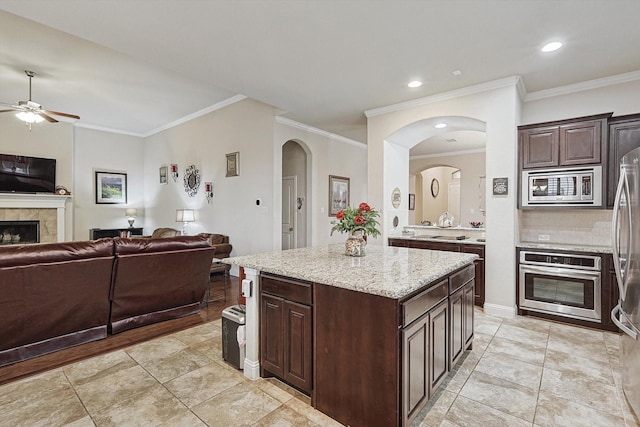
<box><xmin>519</xmin><ymin>113</ymin><xmax>612</xmax><ymax>169</ymax></box>
<box><xmin>607</xmin><ymin>113</ymin><xmax>640</xmax><ymax>208</ymax></box>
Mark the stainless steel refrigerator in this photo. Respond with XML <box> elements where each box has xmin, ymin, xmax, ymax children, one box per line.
<box><xmin>612</xmin><ymin>146</ymin><xmax>640</xmax><ymax>418</ymax></box>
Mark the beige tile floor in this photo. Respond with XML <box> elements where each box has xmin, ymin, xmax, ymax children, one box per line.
<box><xmin>0</xmin><ymin>309</ymin><xmax>638</xmax><ymax>427</ymax></box>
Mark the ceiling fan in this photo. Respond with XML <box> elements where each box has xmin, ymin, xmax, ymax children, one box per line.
<box><xmin>0</xmin><ymin>70</ymin><xmax>80</xmax><ymax>129</ymax></box>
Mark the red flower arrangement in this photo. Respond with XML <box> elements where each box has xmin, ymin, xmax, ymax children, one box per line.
<box><xmin>330</xmin><ymin>202</ymin><xmax>381</xmax><ymax>237</ymax></box>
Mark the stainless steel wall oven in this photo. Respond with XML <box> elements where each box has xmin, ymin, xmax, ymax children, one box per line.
<box><xmin>518</xmin><ymin>250</ymin><xmax>601</xmax><ymax>322</ymax></box>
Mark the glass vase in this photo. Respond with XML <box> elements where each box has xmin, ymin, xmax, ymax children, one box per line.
<box><xmin>345</xmin><ymin>230</ymin><xmax>366</xmax><ymax>257</ymax></box>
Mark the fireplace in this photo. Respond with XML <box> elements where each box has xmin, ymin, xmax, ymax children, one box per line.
<box><xmin>0</xmin><ymin>193</ymin><xmax>70</xmax><ymax>243</ymax></box>
<box><xmin>0</xmin><ymin>220</ymin><xmax>40</xmax><ymax>244</ymax></box>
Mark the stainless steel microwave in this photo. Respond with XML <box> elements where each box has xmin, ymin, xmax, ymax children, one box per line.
<box><xmin>521</xmin><ymin>165</ymin><xmax>602</xmax><ymax>207</ymax></box>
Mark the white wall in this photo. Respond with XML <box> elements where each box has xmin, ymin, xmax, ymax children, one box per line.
<box><xmin>143</xmin><ymin>98</ymin><xmax>276</xmax><ymax>257</ymax></box>
<box><xmin>274</xmin><ymin>120</ymin><xmax>368</xmax><ymax>248</ymax></box>
<box><xmin>282</xmin><ymin>141</ymin><xmax>307</xmax><ymax>248</ymax></box>
<box><xmin>73</xmin><ymin>127</ymin><xmax>145</xmax><ymax>239</ymax></box>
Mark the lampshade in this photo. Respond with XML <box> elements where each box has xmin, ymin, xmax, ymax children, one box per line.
<box><xmin>125</xmin><ymin>208</ymin><xmax>137</xmax><ymax>217</ymax></box>
<box><xmin>176</xmin><ymin>209</ymin><xmax>195</xmax><ymax>222</ymax></box>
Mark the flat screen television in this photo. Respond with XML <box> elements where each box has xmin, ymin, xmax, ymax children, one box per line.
<box><xmin>0</xmin><ymin>154</ymin><xmax>56</xmax><ymax>193</ymax></box>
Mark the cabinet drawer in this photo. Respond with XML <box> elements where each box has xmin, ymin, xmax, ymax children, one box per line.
<box><xmin>450</xmin><ymin>265</ymin><xmax>475</xmax><ymax>293</ymax></box>
<box><xmin>402</xmin><ymin>279</ymin><xmax>448</xmax><ymax>327</ymax></box>
<box><xmin>261</xmin><ymin>274</ymin><xmax>312</xmax><ymax>305</ymax></box>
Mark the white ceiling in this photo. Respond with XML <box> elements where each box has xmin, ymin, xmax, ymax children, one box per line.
<box><xmin>1</xmin><ymin>1</ymin><xmax>639</xmax><ymax>154</ymax></box>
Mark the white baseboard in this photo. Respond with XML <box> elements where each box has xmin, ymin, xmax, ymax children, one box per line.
<box><xmin>483</xmin><ymin>303</ymin><xmax>516</xmax><ymax>319</ymax></box>
<box><xmin>243</xmin><ymin>358</ymin><xmax>260</xmax><ymax>380</ymax></box>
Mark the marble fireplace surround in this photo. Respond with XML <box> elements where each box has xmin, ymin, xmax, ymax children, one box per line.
<box><xmin>0</xmin><ymin>193</ymin><xmax>71</xmax><ymax>243</ymax></box>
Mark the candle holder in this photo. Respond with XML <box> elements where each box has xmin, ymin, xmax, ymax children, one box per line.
<box><xmin>205</xmin><ymin>182</ymin><xmax>213</xmax><ymax>204</ymax></box>
<box><xmin>170</xmin><ymin>164</ymin><xmax>179</xmax><ymax>182</ymax></box>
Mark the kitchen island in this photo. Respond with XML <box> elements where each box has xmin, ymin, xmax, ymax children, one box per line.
<box><xmin>224</xmin><ymin>244</ymin><xmax>477</xmax><ymax>427</ymax></box>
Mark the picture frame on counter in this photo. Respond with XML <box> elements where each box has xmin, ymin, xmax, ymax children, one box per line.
<box><xmin>329</xmin><ymin>175</ymin><xmax>349</xmax><ymax>216</ymax></box>
<box><xmin>95</xmin><ymin>171</ymin><xmax>127</xmax><ymax>204</ymax></box>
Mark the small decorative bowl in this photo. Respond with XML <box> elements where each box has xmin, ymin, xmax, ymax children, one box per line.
<box><xmin>469</xmin><ymin>222</ymin><xmax>483</xmax><ymax>228</ymax></box>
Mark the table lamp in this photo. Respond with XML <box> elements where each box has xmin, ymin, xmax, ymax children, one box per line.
<box><xmin>125</xmin><ymin>208</ymin><xmax>137</xmax><ymax>227</ymax></box>
<box><xmin>176</xmin><ymin>209</ymin><xmax>195</xmax><ymax>235</ymax></box>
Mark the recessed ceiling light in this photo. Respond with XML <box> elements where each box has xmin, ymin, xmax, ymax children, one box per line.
<box><xmin>541</xmin><ymin>41</ymin><xmax>563</xmax><ymax>52</ymax></box>
<box><xmin>434</xmin><ymin>123</ymin><xmax>447</xmax><ymax>129</ymax></box>
<box><xmin>408</xmin><ymin>80</ymin><xmax>422</xmax><ymax>88</ymax></box>
<box><xmin>452</xmin><ymin>70</ymin><xmax>462</xmax><ymax>76</ymax></box>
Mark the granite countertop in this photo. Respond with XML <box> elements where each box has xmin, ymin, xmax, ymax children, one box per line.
<box><xmin>517</xmin><ymin>242</ymin><xmax>613</xmax><ymax>254</ymax></box>
<box><xmin>390</xmin><ymin>235</ymin><xmax>485</xmax><ymax>245</ymax></box>
<box><xmin>223</xmin><ymin>244</ymin><xmax>477</xmax><ymax>299</ymax></box>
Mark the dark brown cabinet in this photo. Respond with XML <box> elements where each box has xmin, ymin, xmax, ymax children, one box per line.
<box><xmin>260</xmin><ymin>274</ymin><xmax>312</xmax><ymax>394</ymax></box>
<box><xmin>607</xmin><ymin>114</ymin><xmax>640</xmax><ymax>208</ymax></box>
<box><xmin>518</xmin><ymin>113</ymin><xmax>611</xmax><ymax>169</ymax></box>
<box><xmin>389</xmin><ymin>238</ymin><xmax>485</xmax><ymax>307</ymax></box>
<box><xmin>428</xmin><ymin>300</ymin><xmax>449</xmax><ymax>394</ymax></box>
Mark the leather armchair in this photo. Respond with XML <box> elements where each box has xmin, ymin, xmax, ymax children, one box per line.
<box><xmin>198</xmin><ymin>233</ymin><xmax>232</xmax><ymax>259</ymax></box>
<box><xmin>150</xmin><ymin>227</ymin><xmax>181</xmax><ymax>238</ymax></box>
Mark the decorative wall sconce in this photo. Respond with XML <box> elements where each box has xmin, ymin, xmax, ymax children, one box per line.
<box><xmin>125</xmin><ymin>208</ymin><xmax>137</xmax><ymax>227</ymax></box>
<box><xmin>176</xmin><ymin>209</ymin><xmax>195</xmax><ymax>235</ymax></box>
<box><xmin>205</xmin><ymin>182</ymin><xmax>213</xmax><ymax>204</ymax></box>
<box><xmin>170</xmin><ymin>164</ymin><xmax>179</xmax><ymax>182</ymax></box>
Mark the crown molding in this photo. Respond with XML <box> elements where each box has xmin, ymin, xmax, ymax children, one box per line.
<box><xmin>276</xmin><ymin>116</ymin><xmax>367</xmax><ymax>149</ymax></box>
<box><xmin>525</xmin><ymin>70</ymin><xmax>640</xmax><ymax>102</ymax></box>
<box><xmin>409</xmin><ymin>148</ymin><xmax>486</xmax><ymax>160</ymax></box>
<box><xmin>75</xmin><ymin>94</ymin><xmax>248</xmax><ymax>138</ymax></box>
<box><xmin>144</xmin><ymin>94</ymin><xmax>247</xmax><ymax>137</ymax></box>
<box><xmin>365</xmin><ymin>76</ymin><xmax>523</xmax><ymax>118</ymax></box>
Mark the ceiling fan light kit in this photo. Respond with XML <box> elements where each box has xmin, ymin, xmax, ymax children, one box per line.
<box><xmin>0</xmin><ymin>70</ymin><xmax>80</xmax><ymax>130</ymax></box>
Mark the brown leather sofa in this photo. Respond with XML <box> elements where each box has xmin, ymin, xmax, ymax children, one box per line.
<box><xmin>109</xmin><ymin>236</ymin><xmax>214</xmax><ymax>334</ymax></box>
<box><xmin>197</xmin><ymin>233</ymin><xmax>232</xmax><ymax>259</ymax></box>
<box><xmin>0</xmin><ymin>239</ymin><xmax>115</xmax><ymax>367</ymax></box>
<box><xmin>0</xmin><ymin>235</ymin><xmax>214</xmax><ymax>367</ymax></box>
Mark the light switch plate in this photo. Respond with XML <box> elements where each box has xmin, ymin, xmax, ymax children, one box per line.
<box><xmin>241</xmin><ymin>279</ymin><xmax>252</xmax><ymax>297</ymax></box>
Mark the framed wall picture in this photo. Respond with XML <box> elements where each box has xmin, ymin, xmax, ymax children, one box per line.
<box><xmin>159</xmin><ymin>165</ymin><xmax>168</xmax><ymax>185</ymax></box>
<box><xmin>226</xmin><ymin>152</ymin><xmax>239</xmax><ymax>177</ymax></box>
<box><xmin>409</xmin><ymin>193</ymin><xmax>416</xmax><ymax>210</ymax></box>
<box><xmin>329</xmin><ymin>175</ymin><xmax>350</xmax><ymax>216</ymax></box>
<box><xmin>493</xmin><ymin>177</ymin><xmax>508</xmax><ymax>196</ymax></box>
<box><xmin>95</xmin><ymin>171</ymin><xmax>127</xmax><ymax>204</ymax></box>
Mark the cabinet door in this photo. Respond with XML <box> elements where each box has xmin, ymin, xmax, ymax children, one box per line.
<box><xmin>464</xmin><ymin>281</ymin><xmax>475</xmax><ymax>348</ymax></box>
<box><xmin>283</xmin><ymin>300</ymin><xmax>313</xmax><ymax>393</ymax></box>
<box><xmin>559</xmin><ymin>120</ymin><xmax>602</xmax><ymax>165</ymax></box>
<box><xmin>462</xmin><ymin>245</ymin><xmax>485</xmax><ymax>307</ymax></box>
<box><xmin>408</xmin><ymin>240</ymin><xmax>460</xmax><ymax>252</ymax></box>
<box><xmin>607</xmin><ymin>117</ymin><xmax>640</xmax><ymax>208</ymax></box>
<box><xmin>520</xmin><ymin>127</ymin><xmax>559</xmax><ymax>168</ymax></box>
<box><xmin>429</xmin><ymin>300</ymin><xmax>449</xmax><ymax>395</ymax></box>
<box><xmin>260</xmin><ymin>293</ymin><xmax>284</xmax><ymax>377</ymax></box>
<box><xmin>388</xmin><ymin>238</ymin><xmax>408</xmax><ymax>247</ymax></box>
<box><xmin>449</xmin><ymin>288</ymin><xmax>464</xmax><ymax>367</ymax></box>
<box><xmin>402</xmin><ymin>314</ymin><xmax>428</xmax><ymax>424</ymax></box>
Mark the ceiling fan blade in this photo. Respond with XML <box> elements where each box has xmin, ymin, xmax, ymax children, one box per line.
<box><xmin>0</xmin><ymin>102</ymin><xmax>19</xmax><ymax>109</ymax></box>
<box><xmin>0</xmin><ymin>109</ymin><xmax>17</xmax><ymax>113</ymax></box>
<box><xmin>38</xmin><ymin>112</ymin><xmax>58</xmax><ymax>123</ymax></box>
<box><xmin>42</xmin><ymin>110</ymin><xmax>80</xmax><ymax>120</ymax></box>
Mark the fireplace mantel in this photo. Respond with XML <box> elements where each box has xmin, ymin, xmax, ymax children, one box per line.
<box><xmin>0</xmin><ymin>193</ymin><xmax>72</xmax><ymax>242</ymax></box>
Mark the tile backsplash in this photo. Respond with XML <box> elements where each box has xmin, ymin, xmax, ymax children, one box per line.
<box><xmin>519</xmin><ymin>209</ymin><xmax>612</xmax><ymax>247</ymax></box>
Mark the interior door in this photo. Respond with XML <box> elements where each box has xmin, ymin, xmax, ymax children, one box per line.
<box><xmin>282</xmin><ymin>176</ymin><xmax>296</xmax><ymax>250</ymax></box>
<box><xmin>448</xmin><ymin>182</ymin><xmax>460</xmax><ymax>224</ymax></box>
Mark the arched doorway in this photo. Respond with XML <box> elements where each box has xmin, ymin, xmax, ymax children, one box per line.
<box><xmin>282</xmin><ymin>140</ymin><xmax>309</xmax><ymax>249</ymax></box>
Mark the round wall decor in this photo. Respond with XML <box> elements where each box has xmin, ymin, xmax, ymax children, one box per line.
<box><xmin>391</xmin><ymin>187</ymin><xmax>401</xmax><ymax>209</ymax></box>
<box><xmin>431</xmin><ymin>178</ymin><xmax>440</xmax><ymax>198</ymax></box>
<box><xmin>183</xmin><ymin>165</ymin><xmax>201</xmax><ymax>197</ymax></box>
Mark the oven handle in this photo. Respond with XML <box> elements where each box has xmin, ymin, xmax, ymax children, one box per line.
<box><xmin>611</xmin><ymin>304</ymin><xmax>638</xmax><ymax>340</ymax></box>
<box><xmin>519</xmin><ymin>263</ymin><xmax>601</xmax><ymax>280</ymax></box>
